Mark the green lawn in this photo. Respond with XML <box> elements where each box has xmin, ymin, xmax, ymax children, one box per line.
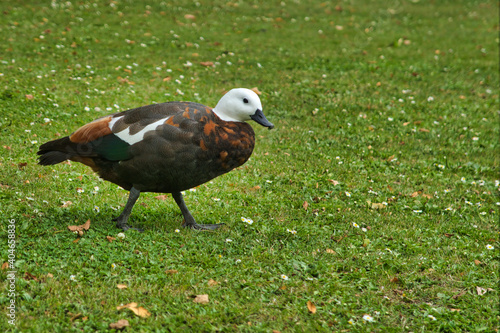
<box><xmin>1</xmin><ymin>0</ymin><xmax>498</xmax><ymax>331</ymax></box>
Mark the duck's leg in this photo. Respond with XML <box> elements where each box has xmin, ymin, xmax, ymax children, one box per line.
<box><xmin>172</xmin><ymin>191</ymin><xmax>224</xmax><ymax>230</ymax></box>
<box><xmin>113</xmin><ymin>187</ymin><xmax>143</xmax><ymax>231</ymax></box>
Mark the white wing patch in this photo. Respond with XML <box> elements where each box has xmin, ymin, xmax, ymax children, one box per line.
<box><xmin>112</xmin><ymin>116</ymin><xmax>171</xmax><ymax>145</ymax></box>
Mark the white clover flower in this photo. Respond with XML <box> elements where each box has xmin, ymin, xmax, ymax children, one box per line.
<box><xmin>175</xmin><ymin>229</ymin><xmax>180</xmax><ymax>233</ymax></box>
<box><xmin>93</xmin><ymin>206</ymin><xmax>100</xmax><ymax>212</ymax></box>
<box><xmin>70</xmin><ymin>275</ymin><xmax>76</xmax><ymax>281</ymax></box>
<box><xmin>345</xmin><ymin>191</ymin><xmax>351</xmax><ymax>197</ymax></box>
<box><xmin>241</xmin><ymin>217</ymin><xmax>254</xmax><ymax>225</ymax></box>
<box><xmin>287</xmin><ymin>229</ymin><xmax>297</xmax><ymax>235</ymax></box>
<box><xmin>352</xmin><ymin>222</ymin><xmax>360</xmax><ymax>228</ymax></box>
<box><xmin>486</xmin><ymin>244</ymin><xmax>494</xmax><ymax>250</ymax></box>
<box><xmin>281</xmin><ymin>274</ymin><xmax>289</xmax><ymax>280</ymax></box>
<box><xmin>363</xmin><ymin>314</ymin><xmax>374</xmax><ymax>322</ymax></box>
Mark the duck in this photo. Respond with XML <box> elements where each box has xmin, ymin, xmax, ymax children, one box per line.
<box><xmin>38</xmin><ymin>88</ymin><xmax>274</xmax><ymax>231</ymax></box>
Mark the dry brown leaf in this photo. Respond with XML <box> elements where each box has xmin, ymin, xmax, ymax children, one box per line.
<box><xmin>25</xmin><ymin>94</ymin><xmax>34</xmax><ymax>100</ymax></box>
<box><xmin>474</xmin><ymin>260</ymin><xmax>482</xmax><ymax>266</ymax></box>
<box><xmin>1</xmin><ymin>262</ymin><xmax>9</xmax><ymax>270</ymax></box>
<box><xmin>476</xmin><ymin>286</ymin><xmax>487</xmax><ymax>296</ymax></box>
<box><xmin>422</xmin><ymin>193</ymin><xmax>433</xmax><ymax>199</ymax></box>
<box><xmin>403</xmin><ymin>122</ymin><xmax>410</xmax><ymax>126</ymax></box>
<box><xmin>303</xmin><ymin>201</ymin><xmax>309</xmax><ymax>210</ymax></box>
<box><xmin>184</xmin><ymin>14</ymin><xmax>196</xmax><ymax>20</ymax></box>
<box><xmin>106</xmin><ymin>236</ymin><xmax>115</xmax><ymax>243</ymax></box>
<box><xmin>410</xmin><ymin>191</ymin><xmax>420</xmax><ymax>198</ymax></box>
<box><xmin>117</xmin><ymin>303</ymin><xmax>151</xmax><ymax>318</ymax></box>
<box><xmin>251</xmin><ymin>87</ymin><xmax>262</xmax><ymax>95</ymax></box>
<box><xmin>193</xmin><ymin>294</ymin><xmax>209</xmax><ymax>304</ymax></box>
<box><xmin>109</xmin><ymin>319</ymin><xmax>129</xmax><ymax>330</ymax></box>
<box><xmin>419</xmin><ymin>128</ymin><xmax>430</xmax><ymax>133</ymax></box>
<box><xmin>24</xmin><ymin>272</ymin><xmax>38</xmax><ymax>281</ymax></box>
<box><xmin>199</xmin><ymin>61</ymin><xmax>214</xmax><ymax>67</ymax></box>
<box><xmin>450</xmin><ymin>308</ymin><xmax>461</xmax><ymax>312</ymax></box>
<box><xmin>68</xmin><ymin>219</ymin><xmax>91</xmax><ymax>232</ymax></box>
<box><xmin>390</xmin><ymin>276</ymin><xmax>399</xmax><ymax>283</ymax></box>
<box><xmin>61</xmin><ymin>201</ymin><xmax>73</xmax><ymax>208</ymax></box>
<box><xmin>328</xmin><ymin>179</ymin><xmax>340</xmax><ymax>186</ymax></box>
<box><xmin>117</xmin><ymin>284</ymin><xmax>128</xmax><ymax>289</ymax></box>
<box><xmin>155</xmin><ymin>195</ymin><xmax>168</xmax><ymax>200</ymax></box>
<box><xmin>387</xmin><ymin>155</ymin><xmax>395</xmax><ymax>162</ymax></box>
<box><xmin>47</xmin><ymin>273</ymin><xmax>54</xmax><ymax>278</ymax></box>
<box><xmin>165</xmin><ymin>269</ymin><xmax>178</xmax><ymax>274</ymax></box>
<box><xmin>207</xmin><ymin>279</ymin><xmax>218</xmax><ymax>287</ymax></box>
<box><xmin>307</xmin><ymin>301</ymin><xmax>317</xmax><ymax>314</ymax></box>
<box><xmin>325</xmin><ymin>249</ymin><xmax>336</xmax><ymax>254</ymax></box>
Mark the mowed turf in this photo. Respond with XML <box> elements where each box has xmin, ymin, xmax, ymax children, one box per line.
<box><xmin>0</xmin><ymin>0</ymin><xmax>498</xmax><ymax>331</ymax></box>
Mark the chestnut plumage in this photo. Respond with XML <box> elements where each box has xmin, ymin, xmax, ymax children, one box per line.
<box><xmin>38</xmin><ymin>88</ymin><xmax>273</xmax><ymax>230</ymax></box>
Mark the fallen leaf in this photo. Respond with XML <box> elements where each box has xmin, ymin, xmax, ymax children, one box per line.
<box><xmin>251</xmin><ymin>87</ymin><xmax>262</xmax><ymax>95</ymax></box>
<box><xmin>207</xmin><ymin>279</ymin><xmax>218</xmax><ymax>287</ymax></box>
<box><xmin>476</xmin><ymin>286</ymin><xmax>487</xmax><ymax>295</ymax></box>
<box><xmin>450</xmin><ymin>308</ymin><xmax>461</xmax><ymax>312</ymax></box>
<box><xmin>403</xmin><ymin>122</ymin><xmax>411</xmax><ymax>126</ymax></box>
<box><xmin>24</xmin><ymin>272</ymin><xmax>38</xmax><ymax>281</ymax></box>
<box><xmin>307</xmin><ymin>301</ymin><xmax>317</xmax><ymax>314</ymax></box>
<box><xmin>155</xmin><ymin>195</ymin><xmax>168</xmax><ymax>200</ymax></box>
<box><xmin>106</xmin><ymin>236</ymin><xmax>115</xmax><ymax>243</ymax></box>
<box><xmin>25</xmin><ymin>94</ymin><xmax>34</xmax><ymax>100</ymax></box>
<box><xmin>387</xmin><ymin>155</ymin><xmax>395</xmax><ymax>162</ymax></box>
<box><xmin>117</xmin><ymin>284</ymin><xmax>128</xmax><ymax>289</ymax></box>
<box><xmin>47</xmin><ymin>273</ymin><xmax>54</xmax><ymax>278</ymax></box>
<box><xmin>410</xmin><ymin>191</ymin><xmax>420</xmax><ymax>198</ymax></box>
<box><xmin>422</xmin><ymin>193</ymin><xmax>433</xmax><ymax>199</ymax></box>
<box><xmin>109</xmin><ymin>319</ymin><xmax>129</xmax><ymax>330</ymax></box>
<box><xmin>18</xmin><ymin>162</ymin><xmax>28</xmax><ymax>169</ymax></box>
<box><xmin>419</xmin><ymin>128</ymin><xmax>430</xmax><ymax>133</ymax></box>
<box><xmin>61</xmin><ymin>201</ymin><xmax>73</xmax><ymax>208</ymax></box>
<box><xmin>199</xmin><ymin>61</ymin><xmax>214</xmax><ymax>67</ymax></box>
<box><xmin>444</xmin><ymin>233</ymin><xmax>454</xmax><ymax>238</ymax></box>
<box><xmin>250</xmin><ymin>185</ymin><xmax>261</xmax><ymax>191</ymax></box>
<box><xmin>165</xmin><ymin>269</ymin><xmax>178</xmax><ymax>274</ymax></box>
<box><xmin>303</xmin><ymin>201</ymin><xmax>309</xmax><ymax>210</ymax></box>
<box><xmin>328</xmin><ymin>179</ymin><xmax>340</xmax><ymax>186</ymax></box>
<box><xmin>1</xmin><ymin>262</ymin><xmax>8</xmax><ymax>270</ymax></box>
<box><xmin>193</xmin><ymin>294</ymin><xmax>209</xmax><ymax>304</ymax></box>
<box><xmin>67</xmin><ymin>219</ymin><xmax>91</xmax><ymax>232</ymax></box>
<box><xmin>184</xmin><ymin>14</ymin><xmax>196</xmax><ymax>20</ymax></box>
<box><xmin>474</xmin><ymin>260</ymin><xmax>482</xmax><ymax>266</ymax></box>
<box><xmin>325</xmin><ymin>249</ymin><xmax>336</xmax><ymax>254</ymax></box>
<box><xmin>390</xmin><ymin>276</ymin><xmax>399</xmax><ymax>283</ymax></box>
<box><xmin>117</xmin><ymin>303</ymin><xmax>151</xmax><ymax>318</ymax></box>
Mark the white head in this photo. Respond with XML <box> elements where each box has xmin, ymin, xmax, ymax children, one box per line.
<box><xmin>213</xmin><ymin>88</ymin><xmax>274</xmax><ymax>128</ymax></box>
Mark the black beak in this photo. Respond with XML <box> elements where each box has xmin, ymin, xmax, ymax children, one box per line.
<box><xmin>250</xmin><ymin>109</ymin><xmax>274</xmax><ymax>129</ymax></box>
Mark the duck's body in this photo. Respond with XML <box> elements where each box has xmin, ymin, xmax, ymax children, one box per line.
<box><xmin>38</xmin><ymin>88</ymin><xmax>273</xmax><ymax>230</ymax></box>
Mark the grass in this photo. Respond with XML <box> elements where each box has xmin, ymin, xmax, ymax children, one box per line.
<box><xmin>0</xmin><ymin>0</ymin><xmax>498</xmax><ymax>331</ymax></box>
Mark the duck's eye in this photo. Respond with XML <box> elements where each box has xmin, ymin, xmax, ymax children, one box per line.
<box><xmin>243</xmin><ymin>98</ymin><xmax>249</xmax><ymax>104</ymax></box>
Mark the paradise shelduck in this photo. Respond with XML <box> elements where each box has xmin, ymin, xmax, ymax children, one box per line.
<box><xmin>38</xmin><ymin>88</ymin><xmax>274</xmax><ymax>231</ymax></box>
